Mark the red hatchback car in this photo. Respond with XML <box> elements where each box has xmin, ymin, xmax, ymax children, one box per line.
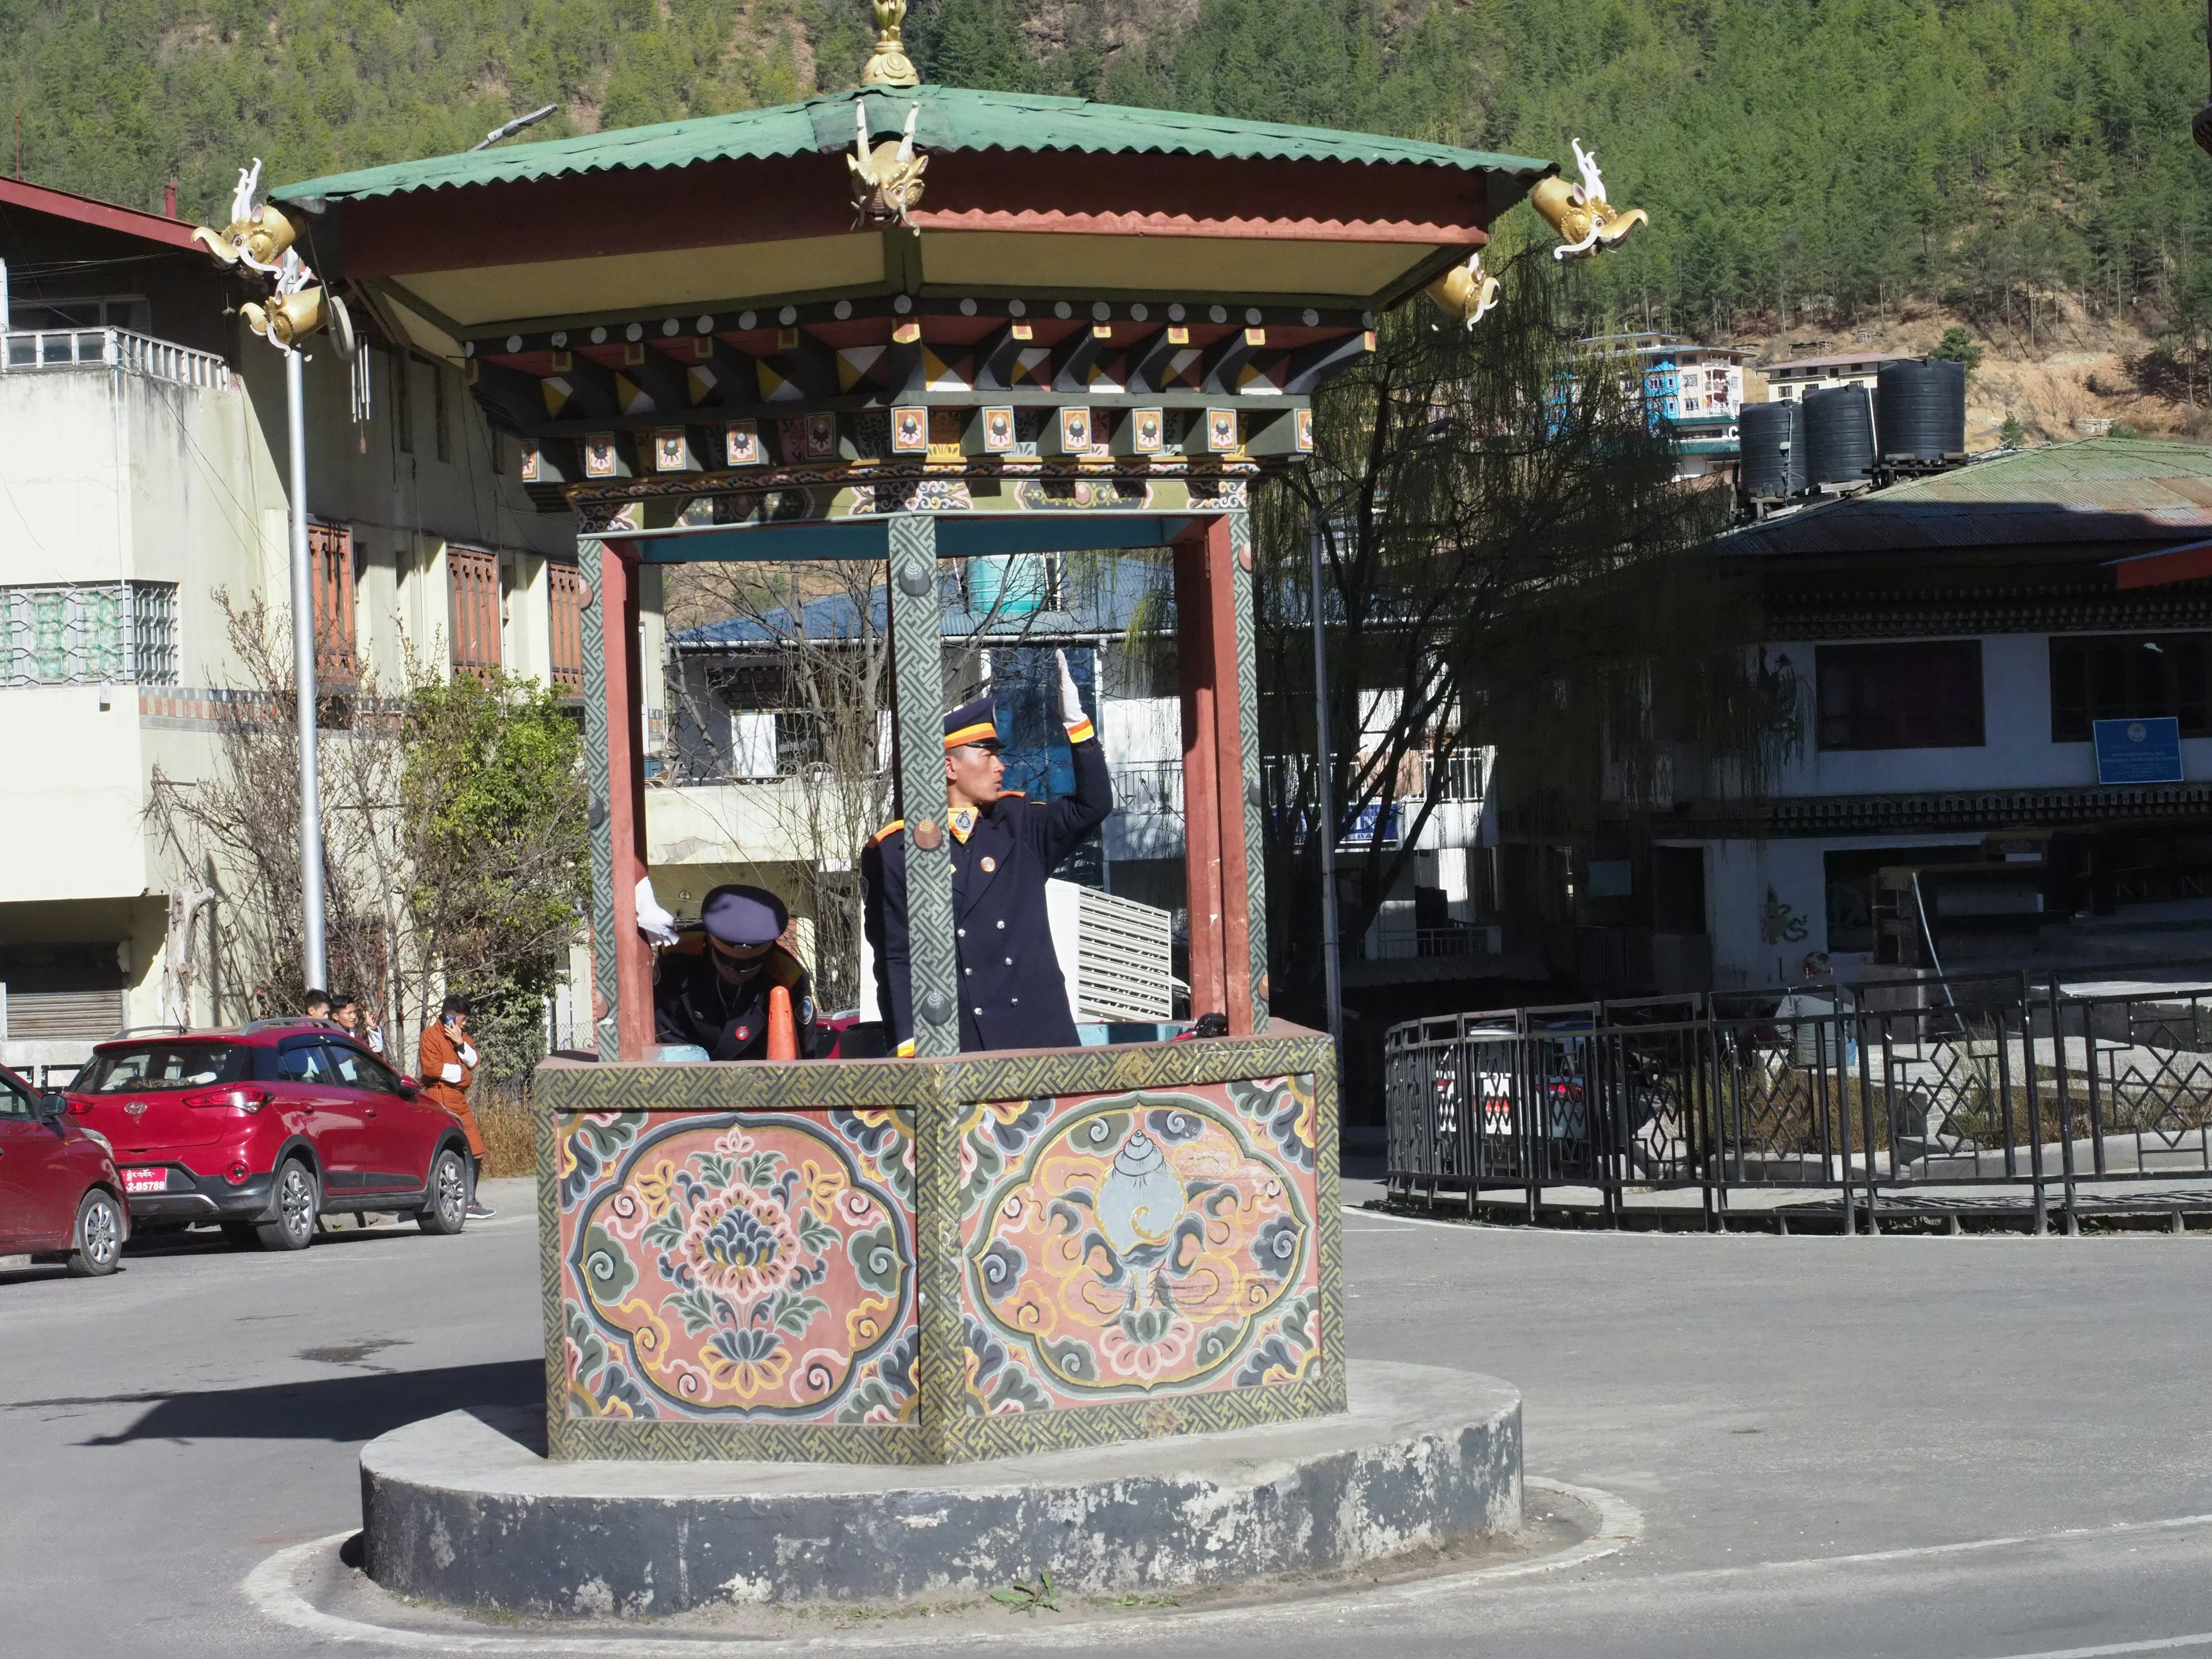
<box><xmin>0</xmin><ymin>1062</ymin><xmax>128</xmax><ymax>1275</ymax></box>
<box><xmin>65</xmin><ymin>1017</ymin><xmax>475</xmax><ymax>1251</ymax></box>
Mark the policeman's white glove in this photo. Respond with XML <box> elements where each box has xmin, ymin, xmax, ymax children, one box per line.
<box><xmin>1055</xmin><ymin>649</ymin><xmax>1090</xmax><ymax>736</ymax></box>
<box><xmin>441</xmin><ymin>1063</ymin><xmax>464</xmax><ymax>1084</ymax></box>
<box><xmin>635</xmin><ymin>876</ymin><xmax>679</xmax><ymax>946</ymax></box>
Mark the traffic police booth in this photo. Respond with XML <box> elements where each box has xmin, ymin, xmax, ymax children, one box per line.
<box><xmin>269</xmin><ymin>3</ymin><xmax>1559</xmax><ymax>1464</ymax></box>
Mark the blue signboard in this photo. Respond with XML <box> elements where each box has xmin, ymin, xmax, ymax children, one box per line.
<box><xmin>2093</xmin><ymin>716</ymin><xmax>2184</xmax><ymax>785</ymax></box>
<box><xmin>1338</xmin><ymin>801</ymin><xmax>1402</xmax><ymax>849</ymax></box>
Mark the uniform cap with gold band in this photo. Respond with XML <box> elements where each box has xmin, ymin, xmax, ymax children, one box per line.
<box><xmin>942</xmin><ymin>695</ymin><xmax>1004</xmax><ymax>753</ymax></box>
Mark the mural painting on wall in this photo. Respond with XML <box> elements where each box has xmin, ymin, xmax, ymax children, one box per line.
<box><xmin>559</xmin><ymin>1109</ymin><xmax>918</xmax><ymax>1425</ymax></box>
<box><xmin>959</xmin><ymin>1075</ymin><xmax>1323</xmax><ymax>1415</ymax></box>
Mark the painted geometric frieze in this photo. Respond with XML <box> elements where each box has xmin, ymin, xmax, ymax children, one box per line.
<box><xmin>956</xmin><ymin>1075</ymin><xmax>1322</xmax><ymax>1416</ymax></box>
<box><xmin>557</xmin><ymin>1108</ymin><xmax>918</xmax><ymax>1428</ymax></box>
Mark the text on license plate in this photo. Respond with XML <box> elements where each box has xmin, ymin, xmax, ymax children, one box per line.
<box><xmin>123</xmin><ymin>1168</ymin><xmax>169</xmax><ymax>1194</ymax></box>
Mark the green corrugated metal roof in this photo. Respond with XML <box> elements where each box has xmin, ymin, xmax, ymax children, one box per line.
<box><xmin>1719</xmin><ymin>437</ymin><xmax>2212</xmax><ymax>559</ymax></box>
<box><xmin>272</xmin><ymin>84</ymin><xmax>1552</xmax><ymax>204</ymax></box>
<box><xmin>1881</xmin><ymin>436</ymin><xmax>2212</xmax><ymax>502</ymax></box>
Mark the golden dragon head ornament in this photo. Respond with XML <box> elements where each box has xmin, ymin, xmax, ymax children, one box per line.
<box><xmin>1528</xmin><ymin>139</ymin><xmax>1649</xmax><ymax>260</ymax></box>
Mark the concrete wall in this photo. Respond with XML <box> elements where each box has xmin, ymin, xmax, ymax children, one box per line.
<box><xmin>0</xmin><ymin>324</ymin><xmax>603</xmax><ymax>1032</ymax></box>
<box><xmin>1705</xmin><ymin>831</ymin><xmax>1989</xmax><ymax>990</ymax></box>
<box><xmin>1759</xmin><ymin>634</ymin><xmax>2209</xmax><ymax>796</ymax></box>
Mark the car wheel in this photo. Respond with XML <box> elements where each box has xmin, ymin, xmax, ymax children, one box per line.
<box><xmin>255</xmin><ymin>1158</ymin><xmax>319</xmax><ymax>1251</ymax></box>
<box><xmin>66</xmin><ymin>1190</ymin><xmax>125</xmax><ymax>1278</ymax></box>
<box><xmin>416</xmin><ymin>1147</ymin><xmax>469</xmax><ymax>1236</ymax></box>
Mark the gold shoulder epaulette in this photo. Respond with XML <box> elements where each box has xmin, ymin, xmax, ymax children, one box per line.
<box><xmin>869</xmin><ymin>818</ymin><xmax>906</xmax><ymax>846</ymax></box>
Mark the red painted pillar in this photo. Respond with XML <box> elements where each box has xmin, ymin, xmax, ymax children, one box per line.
<box><xmin>1175</xmin><ymin>516</ymin><xmax>1253</xmax><ymax>1029</ymax></box>
<box><xmin>600</xmin><ymin>539</ymin><xmax>655</xmax><ymax>1060</ymax></box>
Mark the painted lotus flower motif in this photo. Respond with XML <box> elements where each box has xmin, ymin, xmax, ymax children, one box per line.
<box><xmin>562</xmin><ymin>1112</ymin><xmax>916</xmax><ymax>1423</ymax></box>
<box><xmin>680</xmin><ymin>1189</ymin><xmax>800</xmax><ymax>1300</ymax></box>
<box><xmin>1099</xmin><ymin>1306</ymin><xmax>1196</xmax><ymax>1382</ymax></box>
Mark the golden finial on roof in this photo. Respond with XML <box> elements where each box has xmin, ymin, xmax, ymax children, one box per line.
<box><xmin>861</xmin><ymin>1</ymin><xmax>919</xmax><ymax>88</ymax></box>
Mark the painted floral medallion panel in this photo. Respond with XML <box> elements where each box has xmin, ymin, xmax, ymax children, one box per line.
<box><xmin>557</xmin><ymin>1108</ymin><xmax>917</xmax><ymax>1427</ymax></box>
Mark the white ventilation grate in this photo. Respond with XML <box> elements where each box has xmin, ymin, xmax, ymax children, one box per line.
<box><xmin>1075</xmin><ymin>887</ymin><xmax>1173</xmax><ymax>1021</ymax></box>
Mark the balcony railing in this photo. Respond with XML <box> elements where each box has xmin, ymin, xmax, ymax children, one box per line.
<box><xmin>1</xmin><ymin>327</ymin><xmax>232</xmax><ymax>391</ymax></box>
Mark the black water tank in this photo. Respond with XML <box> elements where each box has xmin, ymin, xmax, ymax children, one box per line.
<box><xmin>1875</xmin><ymin>358</ymin><xmax>1967</xmax><ymax>461</ymax></box>
<box><xmin>1802</xmin><ymin>384</ymin><xmax>1877</xmax><ymax>485</ymax></box>
<box><xmin>1740</xmin><ymin>400</ymin><xmax>1806</xmax><ymax>500</ymax></box>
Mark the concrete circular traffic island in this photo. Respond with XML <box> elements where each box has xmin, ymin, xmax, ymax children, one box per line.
<box><xmin>360</xmin><ymin>1360</ymin><xmax>1521</xmax><ymax>1618</ymax></box>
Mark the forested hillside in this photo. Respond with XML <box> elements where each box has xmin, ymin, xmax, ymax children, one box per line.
<box><xmin>5</xmin><ymin>0</ymin><xmax>2209</xmax><ymax>359</ymax></box>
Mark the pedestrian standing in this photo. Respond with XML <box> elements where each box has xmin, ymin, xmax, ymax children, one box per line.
<box><xmin>328</xmin><ymin>993</ymin><xmax>385</xmax><ymax>1055</ymax></box>
<box><xmin>302</xmin><ymin>988</ymin><xmax>332</xmax><ymax>1021</ymax></box>
<box><xmin>419</xmin><ymin>994</ymin><xmax>494</xmax><ymax>1219</ymax></box>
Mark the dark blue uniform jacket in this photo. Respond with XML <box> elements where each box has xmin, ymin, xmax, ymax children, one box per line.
<box><xmin>868</xmin><ymin>734</ymin><xmax>1112</xmax><ymax>1052</ymax></box>
<box><xmin>653</xmin><ymin>941</ymin><xmax>818</xmax><ymax>1060</ymax></box>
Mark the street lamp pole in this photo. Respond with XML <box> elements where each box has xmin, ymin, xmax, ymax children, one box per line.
<box><xmin>285</xmin><ymin>344</ymin><xmax>327</xmax><ymax>990</ymax></box>
<box><xmin>1308</xmin><ymin>509</ymin><xmax>1343</xmax><ymax>1062</ymax></box>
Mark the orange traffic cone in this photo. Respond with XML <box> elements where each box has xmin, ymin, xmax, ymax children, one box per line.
<box><xmin>766</xmin><ymin>984</ymin><xmax>798</xmax><ymax>1061</ymax></box>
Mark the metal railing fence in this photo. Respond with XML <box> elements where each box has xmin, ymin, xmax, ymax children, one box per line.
<box><xmin>1</xmin><ymin>327</ymin><xmax>232</xmax><ymax>389</ymax></box>
<box><xmin>1385</xmin><ymin>965</ymin><xmax>2212</xmax><ymax>1232</ymax></box>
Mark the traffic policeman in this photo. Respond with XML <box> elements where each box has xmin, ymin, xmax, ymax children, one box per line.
<box><xmin>653</xmin><ymin>883</ymin><xmax>819</xmax><ymax>1061</ymax></box>
<box><xmin>866</xmin><ymin>651</ymin><xmax>1111</xmax><ymax>1055</ymax></box>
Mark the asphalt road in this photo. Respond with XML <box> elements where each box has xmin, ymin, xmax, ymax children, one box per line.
<box><xmin>4</xmin><ymin>1175</ymin><xmax>2210</xmax><ymax>1657</ymax></box>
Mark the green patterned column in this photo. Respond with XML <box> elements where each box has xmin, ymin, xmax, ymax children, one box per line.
<box><xmin>888</xmin><ymin>514</ymin><xmax>959</xmax><ymax>1058</ymax></box>
<box><xmin>581</xmin><ymin>565</ymin><xmax>619</xmax><ymax>1062</ymax></box>
<box><xmin>1229</xmin><ymin>507</ymin><xmax>1270</xmax><ymax>1032</ymax></box>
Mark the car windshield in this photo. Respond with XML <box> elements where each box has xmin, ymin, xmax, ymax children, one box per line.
<box><xmin>74</xmin><ymin>1043</ymin><xmax>243</xmax><ymax>1094</ymax></box>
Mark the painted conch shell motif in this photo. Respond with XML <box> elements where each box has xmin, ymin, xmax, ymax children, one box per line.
<box><xmin>1528</xmin><ymin>139</ymin><xmax>1649</xmax><ymax>260</ymax></box>
<box><xmin>1093</xmin><ymin>1131</ymin><xmax>1187</xmax><ymax>1256</ymax></box>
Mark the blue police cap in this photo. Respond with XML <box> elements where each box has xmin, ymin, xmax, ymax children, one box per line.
<box><xmin>943</xmin><ymin>695</ymin><xmax>1003</xmax><ymax>752</ymax></box>
<box><xmin>699</xmin><ymin>884</ymin><xmax>787</xmax><ymax>947</ymax></box>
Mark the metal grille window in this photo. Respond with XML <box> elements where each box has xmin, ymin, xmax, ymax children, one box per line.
<box><xmin>548</xmin><ymin>562</ymin><xmax>584</xmax><ymax>692</ymax></box>
<box><xmin>447</xmin><ymin>546</ymin><xmax>502</xmax><ymax>673</ymax></box>
<box><xmin>1</xmin><ymin>582</ymin><xmax>177</xmax><ymax>686</ymax></box>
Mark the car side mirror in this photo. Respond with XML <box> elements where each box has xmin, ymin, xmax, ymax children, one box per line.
<box><xmin>37</xmin><ymin>1091</ymin><xmax>69</xmax><ymax>1121</ymax></box>
<box><xmin>397</xmin><ymin>1076</ymin><xmax>421</xmax><ymax>1097</ymax></box>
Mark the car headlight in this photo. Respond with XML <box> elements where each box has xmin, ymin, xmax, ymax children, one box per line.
<box><xmin>80</xmin><ymin>1128</ymin><xmax>113</xmax><ymax>1155</ymax></box>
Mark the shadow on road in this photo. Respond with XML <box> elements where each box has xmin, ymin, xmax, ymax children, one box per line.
<box><xmin>5</xmin><ymin>1359</ymin><xmax>544</xmax><ymax>1446</ymax></box>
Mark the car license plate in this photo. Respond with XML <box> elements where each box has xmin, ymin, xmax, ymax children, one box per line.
<box><xmin>123</xmin><ymin>1167</ymin><xmax>169</xmax><ymax>1195</ymax></box>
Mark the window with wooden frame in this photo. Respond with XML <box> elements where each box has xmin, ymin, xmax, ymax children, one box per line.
<box><xmin>548</xmin><ymin>561</ymin><xmax>585</xmax><ymax>694</ymax></box>
<box><xmin>2049</xmin><ymin>632</ymin><xmax>2212</xmax><ymax>741</ymax></box>
<box><xmin>308</xmin><ymin>521</ymin><xmax>357</xmax><ymax>683</ymax></box>
<box><xmin>446</xmin><ymin>545</ymin><xmax>501</xmax><ymax>675</ymax></box>
<box><xmin>1816</xmin><ymin>640</ymin><xmax>1984</xmax><ymax>750</ymax></box>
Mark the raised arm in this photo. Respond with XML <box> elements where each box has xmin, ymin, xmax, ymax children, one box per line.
<box><xmin>1036</xmin><ymin>648</ymin><xmax>1113</xmax><ymax>868</ymax></box>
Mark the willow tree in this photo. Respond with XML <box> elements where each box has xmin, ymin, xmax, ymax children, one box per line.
<box><xmin>1253</xmin><ymin>246</ymin><xmax>1784</xmax><ymax>1027</ymax></box>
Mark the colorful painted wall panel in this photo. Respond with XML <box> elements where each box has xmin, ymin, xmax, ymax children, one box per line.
<box><xmin>551</xmin><ymin>1105</ymin><xmax>918</xmax><ymax>1459</ymax></box>
<box><xmin>536</xmin><ymin>1029</ymin><xmax>1342</xmax><ymax>1463</ymax></box>
<box><xmin>956</xmin><ymin>1077</ymin><xmax>1321</xmax><ymax>1414</ymax></box>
